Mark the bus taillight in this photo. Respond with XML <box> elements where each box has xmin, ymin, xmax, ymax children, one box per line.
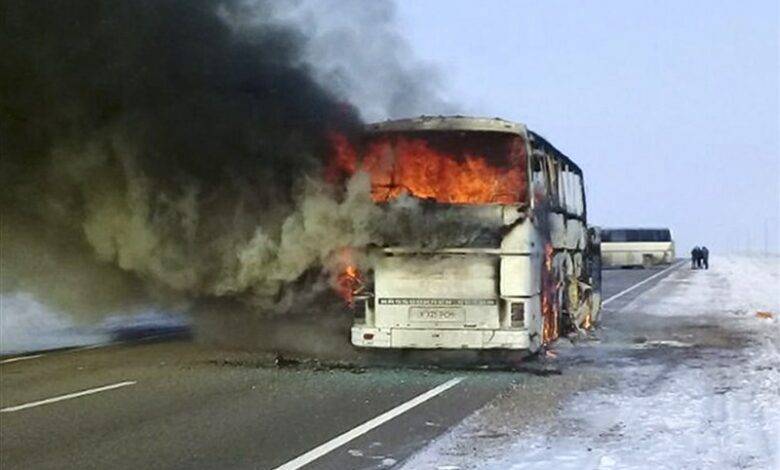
<box><xmin>510</xmin><ymin>302</ymin><xmax>525</xmax><ymax>327</ymax></box>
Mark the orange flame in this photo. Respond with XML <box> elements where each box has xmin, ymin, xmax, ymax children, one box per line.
<box><xmin>582</xmin><ymin>310</ymin><xmax>593</xmax><ymax>330</ymax></box>
<box><xmin>328</xmin><ymin>132</ymin><xmax>527</xmax><ymax>204</ymax></box>
<box><xmin>327</xmin><ymin>132</ymin><xmax>358</xmax><ymax>184</ymax></box>
<box><xmin>332</xmin><ymin>248</ymin><xmax>364</xmax><ymax>306</ymax></box>
<box><xmin>337</xmin><ymin>264</ymin><xmax>363</xmax><ymax>306</ymax></box>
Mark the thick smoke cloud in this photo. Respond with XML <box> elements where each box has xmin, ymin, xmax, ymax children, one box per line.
<box><xmin>266</xmin><ymin>0</ymin><xmax>456</xmax><ymax>121</ymax></box>
<box><xmin>0</xmin><ymin>0</ymin><xmax>464</xmax><ymax>328</ymax></box>
<box><xmin>0</xmin><ymin>0</ymin><xmax>379</xmax><ymax>318</ymax></box>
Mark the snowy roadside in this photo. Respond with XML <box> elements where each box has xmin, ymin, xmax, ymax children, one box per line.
<box><xmin>0</xmin><ymin>293</ymin><xmax>109</xmax><ymax>354</ymax></box>
<box><xmin>0</xmin><ymin>292</ymin><xmax>188</xmax><ymax>355</ymax></box>
<box><xmin>399</xmin><ymin>255</ymin><xmax>780</xmax><ymax>470</ymax></box>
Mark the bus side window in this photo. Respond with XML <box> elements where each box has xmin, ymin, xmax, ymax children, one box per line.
<box><xmin>574</xmin><ymin>173</ymin><xmax>585</xmax><ymax>216</ymax></box>
<box><xmin>557</xmin><ymin>164</ymin><xmax>565</xmax><ymax>209</ymax></box>
<box><xmin>566</xmin><ymin>168</ymin><xmax>583</xmax><ymax>216</ymax></box>
<box><xmin>545</xmin><ymin>157</ymin><xmax>561</xmax><ymax>208</ymax></box>
<box><xmin>627</xmin><ymin>230</ymin><xmax>642</xmax><ymax>242</ymax></box>
<box><xmin>557</xmin><ymin>166</ymin><xmax>583</xmax><ymax>217</ymax></box>
<box><xmin>531</xmin><ymin>153</ymin><xmax>546</xmax><ymax>197</ymax></box>
<box><xmin>565</xmin><ymin>171</ymin><xmax>576</xmax><ymax>216</ymax></box>
<box><xmin>612</xmin><ymin>230</ymin><xmax>628</xmax><ymax>242</ymax></box>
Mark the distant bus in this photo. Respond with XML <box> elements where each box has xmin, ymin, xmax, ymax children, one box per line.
<box><xmin>600</xmin><ymin>228</ymin><xmax>675</xmax><ymax>268</ymax></box>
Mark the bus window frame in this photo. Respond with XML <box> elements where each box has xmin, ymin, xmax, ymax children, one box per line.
<box><xmin>528</xmin><ymin>133</ymin><xmax>587</xmax><ymax>221</ymax></box>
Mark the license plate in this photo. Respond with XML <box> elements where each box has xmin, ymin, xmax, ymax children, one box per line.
<box><xmin>409</xmin><ymin>307</ymin><xmax>465</xmax><ymax>322</ymax></box>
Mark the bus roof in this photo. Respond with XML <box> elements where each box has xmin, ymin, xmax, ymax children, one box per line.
<box><xmin>365</xmin><ymin>115</ymin><xmax>528</xmax><ymax>136</ymax></box>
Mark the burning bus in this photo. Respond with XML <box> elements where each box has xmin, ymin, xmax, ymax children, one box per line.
<box><xmin>329</xmin><ymin>116</ymin><xmax>600</xmax><ymax>353</ymax></box>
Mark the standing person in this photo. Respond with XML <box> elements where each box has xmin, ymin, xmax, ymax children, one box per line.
<box><xmin>701</xmin><ymin>246</ymin><xmax>709</xmax><ymax>269</ymax></box>
<box><xmin>691</xmin><ymin>246</ymin><xmax>701</xmax><ymax>269</ymax></box>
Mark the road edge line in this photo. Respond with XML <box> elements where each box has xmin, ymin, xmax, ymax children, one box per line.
<box><xmin>0</xmin><ymin>331</ymin><xmax>187</xmax><ymax>365</ymax></box>
<box><xmin>0</xmin><ymin>354</ymin><xmax>45</xmax><ymax>365</ymax></box>
<box><xmin>602</xmin><ymin>260</ymin><xmax>686</xmax><ymax>307</ymax></box>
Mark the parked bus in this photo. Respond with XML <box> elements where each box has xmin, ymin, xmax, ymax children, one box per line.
<box><xmin>329</xmin><ymin>116</ymin><xmax>601</xmax><ymax>353</ymax></box>
<box><xmin>600</xmin><ymin>228</ymin><xmax>675</xmax><ymax>268</ymax></box>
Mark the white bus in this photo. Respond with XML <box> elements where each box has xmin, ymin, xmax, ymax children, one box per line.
<box><xmin>600</xmin><ymin>228</ymin><xmax>675</xmax><ymax>268</ymax></box>
<box><xmin>329</xmin><ymin>116</ymin><xmax>601</xmax><ymax>353</ymax></box>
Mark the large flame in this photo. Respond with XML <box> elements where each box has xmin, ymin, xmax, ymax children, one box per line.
<box><xmin>328</xmin><ymin>131</ymin><xmax>527</xmax><ymax>204</ymax></box>
<box><xmin>327</xmin><ymin>132</ymin><xmax>358</xmax><ymax>184</ymax></box>
<box><xmin>327</xmin><ymin>130</ymin><xmax>528</xmax><ymax>307</ymax></box>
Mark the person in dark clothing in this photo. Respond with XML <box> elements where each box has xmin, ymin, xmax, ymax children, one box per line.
<box><xmin>691</xmin><ymin>246</ymin><xmax>701</xmax><ymax>269</ymax></box>
<box><xmin>701</xmin><ymin>246</ymin><xmax>709</xmax><ymax>269</ymax></box>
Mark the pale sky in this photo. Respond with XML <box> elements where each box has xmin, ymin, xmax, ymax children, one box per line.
<box><xmin>396</xmin><ymin>0</ymin><xmax>779</xmax><ymax>254</ymax></box>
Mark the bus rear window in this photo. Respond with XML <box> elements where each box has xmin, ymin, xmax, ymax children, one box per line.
<box><xmin>330</xmin><ymin>131</ymin><xmax>528</xmax><ymax>205</ymax></box>
<box><xmin>364</xmin><ymin>131</ymin><xmax>527</xmax><ymax>204</ymax></box>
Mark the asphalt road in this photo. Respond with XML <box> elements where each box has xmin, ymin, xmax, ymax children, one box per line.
<box><xmin>0</xmin><ymin>263</ymin><xmax>682</xmax><ymax>470</ymax></box>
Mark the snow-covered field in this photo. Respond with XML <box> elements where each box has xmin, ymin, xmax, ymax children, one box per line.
<box><xmin>401</xmin><ymin>255</ymin><xmax>780</xmax><ymax>470</ymax></box>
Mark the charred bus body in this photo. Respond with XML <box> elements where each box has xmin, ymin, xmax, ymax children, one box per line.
<box><xmin>331</xmin><ymin>116</ymin><xmax>600</xmax><ymax>353</ymax></box>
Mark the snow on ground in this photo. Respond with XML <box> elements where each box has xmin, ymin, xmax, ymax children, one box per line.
<box><xmin>0</xmin><ymin>292</ymin><xmax>187</xmax><ymax>355</ymax></box>
<box><xmin>0</xmin><ymin>292</ymin><xmax>109</xmax><ymax>354</ymax></box>
<box><xmin>400</xmin><ymin>255</ymin><xmax>780</xmax><ymax>470</ymax></box>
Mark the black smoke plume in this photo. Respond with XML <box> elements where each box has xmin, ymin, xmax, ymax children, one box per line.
<box><xmin>0</xmin><ymin>0</ymin><xmax>372</xmax><ymax>319</ymax></box>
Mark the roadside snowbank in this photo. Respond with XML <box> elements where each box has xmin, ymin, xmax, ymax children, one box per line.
<box><xmin>0</xmin><ymin>293</ymin><xmax>187</xmax><ymax>355</ymax></box>
<box><xmin>400</xmin><ymin>255</ymin><xmax>780</xmax><ymax>470</ymax></box>
<box><xmin>0</xmin><ymin>293</ymin><xmax>109</xmax><ymax>354</ymax></box>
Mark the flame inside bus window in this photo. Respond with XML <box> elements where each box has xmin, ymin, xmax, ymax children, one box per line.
<box><xmin>330</xmin><ymin>131</ymin><xmax>528</xmax><ymax>205</ymax></box>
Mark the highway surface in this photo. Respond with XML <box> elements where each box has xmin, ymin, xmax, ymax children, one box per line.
<box><xmin>0</xmin><ymin>263</ymin><xmax>683</xmax><ymax>470</ymax></box>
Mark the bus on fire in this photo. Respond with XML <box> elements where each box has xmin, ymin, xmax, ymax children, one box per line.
<box><xmin>329</xmin><ymin>116</ymin><xmax>601</xmax><ymax>353</ymax></box>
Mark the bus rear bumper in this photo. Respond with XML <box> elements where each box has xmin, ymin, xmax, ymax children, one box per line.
<box><xmin>351</xmin><ymin>325</ymin><xmax>531</xmax><ymax>350</ymax></box>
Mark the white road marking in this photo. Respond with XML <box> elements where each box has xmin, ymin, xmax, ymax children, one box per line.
<box><xmin>272</xmin><ymin>377</ymin><xmax>464</xmax><ymax>470</ymax></box>
<box><xmin>602</xmin><ymin>260</ymin><xmax>685</xmax><ymax>307</ymax></box>
<box><xmin>76</xmin><ymin>342</ymin><xmax>120</xmax><ymax>351</ymax></box>
<box><xmin>0</xmin><ymin>354</ymin><xmax>45</xmax><ymax>364</ymax></box>
<box><xmin>0</xmin><ymin>381</ymin><xmax>136</xmax><ymax>413</ymax></box>
<box><xmin>0</xmin><ymin>332</ymin><xmax>183</xmax><ymax>365</ymax></box>
<box><xmin>0</xmin><ymin>344</ymin><xmax>112</xmax><ymax>365</ymax></box>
